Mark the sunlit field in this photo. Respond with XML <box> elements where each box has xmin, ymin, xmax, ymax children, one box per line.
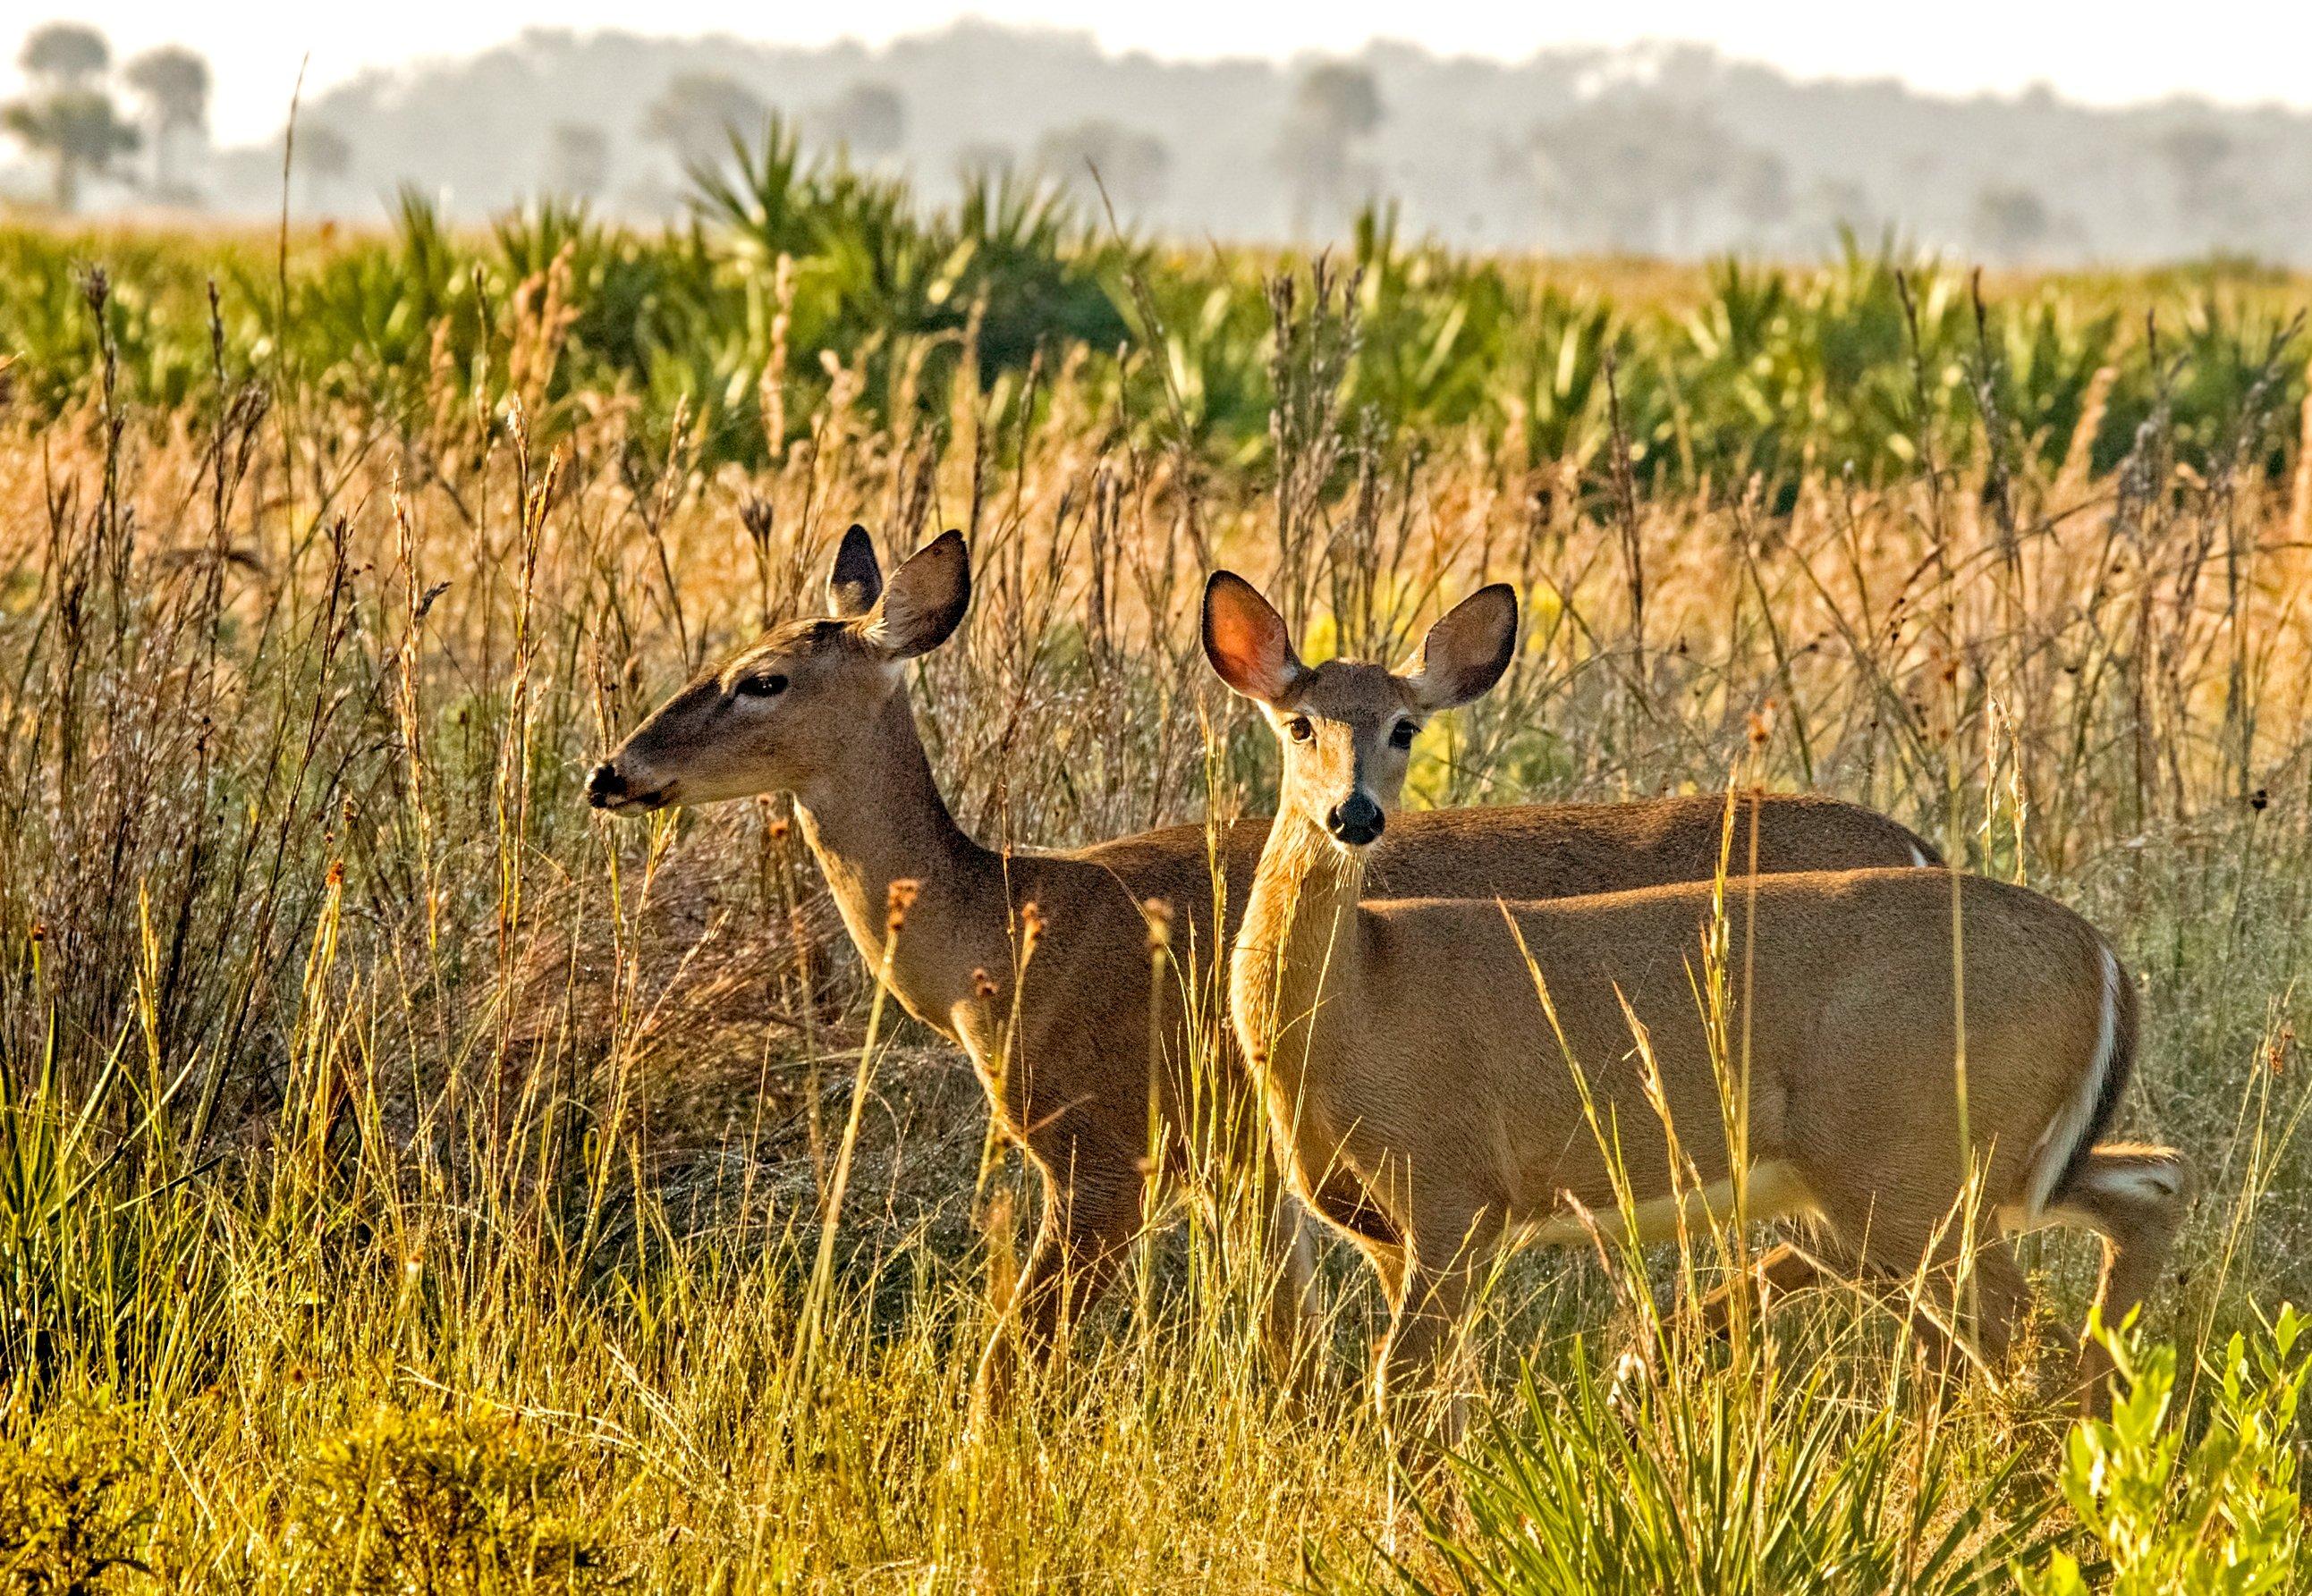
<box><xmin>4</xmin><ymin>182</ymin><xmax>2311</xmax><ymax>1589</ymax></box>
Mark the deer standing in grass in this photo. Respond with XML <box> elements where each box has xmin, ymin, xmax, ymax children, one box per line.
<box><xmin>1203</xmin><ymin>569</ymin><xmax>2188</xmax><ymax>1441</ymax></box>
<box><xmin>589</xmin><ymin>525</ymin><xmax>1942</xmax><ymax>1412</ymax></box>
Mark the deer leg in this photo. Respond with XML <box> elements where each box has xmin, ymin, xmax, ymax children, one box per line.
<box><xmin>1374</xmin><ymin>1262</ymin><xmax>1477</xmax><ymax>1463</ymax></box>
<box><xmin>1362</xmin><ymin>1238</ymin><xmax>1409</xmax><ymax>1309</ymax></box>
<box><xmin>1844</xmin><ymin>1222</ymin><xmax>2031</xmax><ymax>1398</ymax></box>
<box><xmin>1694</xmin><ymin>1240</ymin><xmax>1834</xmax><ymax>1338</ymax></box>
<box><xmin>973</xmin><ymin>1164</ymin><xmax>1139</xmax><ymax>1419</ymax></box>
<box><xmin>1374</xmin><ymin>1207</ymin><xmax>1496</xmax><ymax>1463</ymax></box>
<box><xmin>1780</xmin><ymin>1135</ymin><xmax>2043</xmax><ymax>1397</ymax></box>
<box><xmin>1346</xmin><ymin>1236</ymin><xmax>1409</xmax><ymax>1405</ymax></box>
<box><xmin>1259</xmin><ymin>1187</ymin><xmax>1326</xmax><ymax>1393</ymax></box>
<box><xmin>2050</xmin><ymin>1144</ymin><xmax>2190</xmax><ymax>1414</ymax></box>
<box><xmin>1955</xmin><ymin>1243</ymin><xmax>2030</xmax><ymax>1371</ymax></box>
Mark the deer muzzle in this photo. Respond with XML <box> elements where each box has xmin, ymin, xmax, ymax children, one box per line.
<box><xmin>586</xmin><ymin>759</ymin><xmax>669</xmax><ymax>813</ymax></box>
<box><xmin>1325</xmin><ymin>793</ymin><xmax>1385</xmax><ymax>847</ymax></box>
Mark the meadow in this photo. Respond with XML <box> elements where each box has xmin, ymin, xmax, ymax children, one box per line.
<box><xmin>4</xmin><ymin>159</ymin><xmax>2312</xmax><ymax>1589</ymax></box>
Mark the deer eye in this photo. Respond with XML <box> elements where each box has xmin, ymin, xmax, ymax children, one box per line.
<box><xmin>1389</xmin><ymin>720</ymin><xmax>1419</xmax><ymax>750</ymax></box>
<box><xmin>735</xmin><ymin>671</ymin><xmax>789</xmax><ymax>699</ymax></box>
<box><xmin>1284</xmin><ymin>716</ymin><xmax>1315</xmax><ymax>743</ymax></box>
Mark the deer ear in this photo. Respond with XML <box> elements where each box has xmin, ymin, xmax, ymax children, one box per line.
<box><xmin>1201</xmin><ymin>571</ymin><xmax>1306</xmax><ymax>704</ymax></box>
<box><xmin>1402</xmin><ymin>584</ymin><xmax>1518</xmax><ymax>712</ymax></box>
<box><xmin>826</xmin><ymin>524</ymin><xmax>884</xmax><ymax>618</ymax></box>
<box><xmin>861</xmin><ymin>530</ymin><xmax>970</xmax><ymax>659</ymax></box>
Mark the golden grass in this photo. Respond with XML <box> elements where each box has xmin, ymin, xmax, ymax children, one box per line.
<box><xmin>0</xmin><ymin>296</ymin><xmax>2308</xmax><ymax>1588</ymax></box>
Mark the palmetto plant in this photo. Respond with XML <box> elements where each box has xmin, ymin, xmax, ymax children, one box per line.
<box><xmin>1332</xmin><ymin>1353</ymin><xmax>2061</xmax><ymax>1596</ymax></box>
<box><xmin>3</xmin><ymin>198</ymin><xmax>2305</xmax><ymax>491</ymax></box>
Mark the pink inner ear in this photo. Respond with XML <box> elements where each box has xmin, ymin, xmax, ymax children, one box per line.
<box><xmin>1210</xmin><ymin>596</ymin><xmax>1292</xmax><ymax>698</ymax></box>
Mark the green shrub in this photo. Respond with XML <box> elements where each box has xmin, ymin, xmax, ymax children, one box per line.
<box><xmin>0</xmin><ymin>1394</ymin><xmax>161</xmax><ymax>1593</ymax></box>
<box><xmin>282</xmin><ymin>1406</ymin><xmax>617</xmax><ymax>1594</ymax></box>
<box><xmin>3</xmin><ymin>205</ymin><xmax>2302</xmax><ymax>489</ymax></box>
<box><xmin>2017</xmin><ymin>1306</ymin><xmax>2309</xmax><ymax>1596</ymax></box>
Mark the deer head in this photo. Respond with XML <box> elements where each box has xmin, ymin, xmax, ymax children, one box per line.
<box><xmin>588</xmin><ymin>525</ymin><xmax>970</xmax><ymax>814</ymax></box>
<box><xmin>1201</xmin><ymin>570</ymin><xmax>1516</xmax><ymax>850</ymax></box>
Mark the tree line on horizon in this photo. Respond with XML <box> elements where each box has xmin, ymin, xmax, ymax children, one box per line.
<box><xmin>4</xmin><ymin>18</ymin><xmax>2310</xmax><ymax>266</ymax></box>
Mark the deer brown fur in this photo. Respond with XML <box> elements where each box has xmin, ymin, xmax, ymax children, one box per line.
<box><xmin>589</xmin><ymin>527</ymin><xmax>1943</xmax><ymax>1411</ymax></box>
<box><xmin>1205</xmin><ymin>568</ymin><xmax>2188</xmax><ymax>1440</ymax></box>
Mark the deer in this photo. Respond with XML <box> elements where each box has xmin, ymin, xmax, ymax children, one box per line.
<box><xmin>587</xmin><ymin>524</ymin><xmax>1945</xmax><ymax>1414</ymax></box>
<box><xmin>1202</xmin><ymin>568</ymin><xmax>2188</xmax><ymax>1444</ymax></box>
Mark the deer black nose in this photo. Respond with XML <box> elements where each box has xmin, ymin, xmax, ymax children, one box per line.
<box><xmin>1325</xmin><ymin>793</ymin><xmax>1385</xmax><ymax>846</ymax></box>
<box><xmin>585</xmin><ymin>762</ymin><xmax>626</xmax><ymax>807</ymax></box>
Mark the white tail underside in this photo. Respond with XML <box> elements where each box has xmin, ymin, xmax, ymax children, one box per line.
<box><xmin>2013</xmin><ymin>943</ymin><xmax>2123</xmax><ymax>1227</ymax></box>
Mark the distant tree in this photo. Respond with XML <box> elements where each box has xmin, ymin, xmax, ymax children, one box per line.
<box><xmin>1524</xmin><ymin>95</ymin><xmax>1734</xmax><ymax>253</ymax></box>
<box><xmin>1730</xmin><ymin>148</ymin><xmax>1791</xmax><ymax>244</ymax></box>
<box><xmin>641</xmin><ymin>72</ymin><xmax>768</xmax><ymax>173</ymax></box>
<box><xmin>2152</xmin><ymin>122</ymin><xmax>2257</xmax><ymax>246</ymax></box>
<box><xmin>20</xmin><ymin>21</ymin><xmax>2307</xmax><ymax>263</ymax></box>
<box><xmin>296</xmin><ymin>123</ymin><xmax>353</xmax><ymax>213</ymax></box>
<box><xmin>3</xmin><ymin>92</ymin><xmax>139</xmax><ymax>209</ymax></box>
<box><xmin>1033</xmin><ymin>119</ymin><xmax>1169</xmax><ymax>214</ymax></box>
<box><xmin>1275</xmin><ymin>61</ymin><xmax>1385</xmax><ymax>236</ymax></box>
<box><xmin>1296</xmin><ymin>62</ymin><xmax>1385</xmax><ymax>142</ymax></box>
<box><xmin>819</xmin><ymin>80</ymin><xmax>905</xmax><ymax>164</ymax></box>
<box><xmin>953</xmin><ymin>139</ymin><xmax>1017</xmax><ymax>185</ymax></box>
<box><xmin>4</xmin><ymin>96</ymin><xmax>136</xmax><ymax>212</ymax></box>
<box><xmin>4</xmin><ymin>21</ymin><xmax>136</xmax><ymax>211</ymax></box>
<box><xmin>1972</xmin><ymin>183</ymin><xmax>2053</xmax><ymax>263</ymax></box>
<box><xmin>546</xmin><ymin>121</ymin><xmax>609</xmax><ymax>198</ymax></box>
<box><xmin>124</xmin><ymin>45</ymin><xmax>209</xmax><ymax>201</ymax></box>
<box><xmin>20</xmin><ymin>21</ymin><xmax>109</xmax><ymax>89</ymax></box>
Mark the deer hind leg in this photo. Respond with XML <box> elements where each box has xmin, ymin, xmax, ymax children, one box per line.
<box><xmin>973</xmin><ymin>1161</ymin><xmax>1139</xmax><ymax>1420</ymax></box>
<box><xmin>1690</xmin><ymin>1234</ymin><xmax>2023</xmax><ymax>1391</ymax></box>
<box><xmin>1951</xmin><ymin>1243</ymin><xmax>2030</xmax><ymax>1371</ymax></box>
<box><xmin>2045</xmin><ymin>1144</ymin><xmax>2192</xmax><ymax>1414</ymax></box>
<box><xmin>1790</xmin><ymin>1176</ymin><xmax>2034</xmax><ymax>1398</ymax></box>
<box><xmin>1695</xmin><ymin>1240</ymin><xmax>1837</xmax><ymax>1339</ymax></box>
<box><xmin>1849</xmin><ymin>1224</ymin><xmax>2032</xmax><ymax>1399</ymax></box>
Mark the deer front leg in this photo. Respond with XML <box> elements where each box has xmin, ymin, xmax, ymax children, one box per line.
<box><xmin>1372</xmin><ymin>1206</ymin><xmax>1495</xmax><ymax>1465</ymax></box>
<box><xmin>1259</xmin><ymin>1186</ymin><xmax>1325</xmax><ymax>1393</ymax></box>
<box><xmin>973</xmin><ymin>1162</ymin><xmax>1138</xmax><ymax>1421</ymax></box>
<box><xmin>1373</xmin><ymin>1259</ymin><xmax>1479</xmax><ymax>1469</ymax></box>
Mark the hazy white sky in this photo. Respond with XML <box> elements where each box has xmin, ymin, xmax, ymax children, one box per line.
<box><xmin>13</xmin><ymin>1</ymin><xmax>2312</xmax><ymax>145</ymax></box>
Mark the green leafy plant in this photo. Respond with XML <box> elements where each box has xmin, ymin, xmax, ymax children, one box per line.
<box><xmin>2018</xmin><ymin>1306</ymin><xmax>2309</xmax><ymax>1596</ymax></box>
<box><xmin>0</xmin><ymin>1394</ymin><xmax>161</xmax><ymax>1592</ymax></box>
<box><xmin>282</xmin><ymin>1406</ymin><xmax>617</xmax><ymax>1594</ymax></box>
<box><xmin>1</xmin><ymin>208</ymin><xmax>2301</xmax><ymax>487</ymax></box>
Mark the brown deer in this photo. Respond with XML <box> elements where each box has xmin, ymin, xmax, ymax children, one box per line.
<box><xmin>1203</xmin><ymin>569</ymin><xmax>2187</xmax><ymax>1440</ymax></box>
<box><xmin>588</xmin><ymin>525</ymin><xmax>1942</xmax><ymax>1411</ymax></box>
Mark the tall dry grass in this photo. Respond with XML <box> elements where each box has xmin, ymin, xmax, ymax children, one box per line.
<box><xmin>0</xmin><ymin>261</ymin><xmax>2308</xmax><ymax>1589</ymax></box>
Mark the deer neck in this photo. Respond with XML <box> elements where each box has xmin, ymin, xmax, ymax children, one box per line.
<box><xmin>1231</xmin><ymin>799</ymin><xmax>1367</xmax><ymax>1109</ymax></box>
<box><xmin>791</xmin><ymin>686</ymin><xmax>1004</xmax><ymax>1028</ymax></box>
